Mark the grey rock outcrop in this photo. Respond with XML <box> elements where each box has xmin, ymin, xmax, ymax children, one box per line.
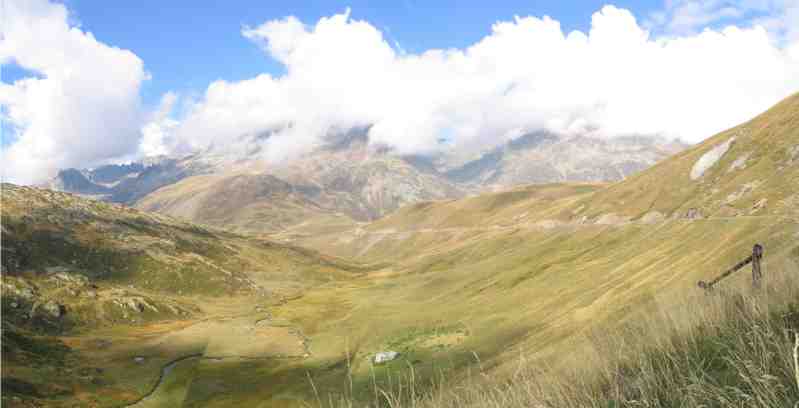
<box><xmin>40</xmin><ymin>300</ymin><xmax>64</xmax><ymax>319</ymax></box>
<box><xmin>690</xmin><ymin>137</ymin><xmax>735</xmax><ymax>180</ymax></box>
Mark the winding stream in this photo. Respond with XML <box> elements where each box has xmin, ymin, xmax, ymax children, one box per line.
<box><xmin>124</xmin><ymin>354</ymin><xmax>203</xmax><ymax>408</ymax></box>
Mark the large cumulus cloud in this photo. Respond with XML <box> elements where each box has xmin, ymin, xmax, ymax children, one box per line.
<box><xmin>170</xmin><ymin>5</ymin><xmax>799</xmax><ymax>163</ymax></box>
<box><xmin>3</xmin><ymin>1</ymin><xmax>799</xmax><ymax>184</ymax></box>
<box><xmin>1</xmin><ymin>0</ymin><xmax>146</xmax><ymax>184</ymax></box>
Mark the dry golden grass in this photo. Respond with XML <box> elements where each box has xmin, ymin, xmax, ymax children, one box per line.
<box><xmin>322</xmin><ymin>261</ymin><xmax>799</xmax><ymax>408</ymax></box>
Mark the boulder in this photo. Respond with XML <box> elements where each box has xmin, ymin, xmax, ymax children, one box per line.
<box><xmin>373</xmin><ymin>351</ymin><xmax>399</xmax><ymax>364</ymax></box>
<box><xmin>727</xmin><ymin>152</ymin><xmax>751</xmax><ymax>173</ymax></box>
<box><xmin>640</xmin><ymin>211</ymin><xmax>664</xmax><ymax>224</ymax></box>
<box><xmin>750</xmin><ymin>198</ymin><xmax>767</xmax><ymax>214</ymax></box>
<box><xmin>789</xmin><ymin>145</ymin><xmax>799</xmax><ymax>165</ymax></box>
<box><xmin>2</xmin><ymin>281</ymin><xmax>37</xmax><ymax>300</ymax></box>
<box><xmin>685</xmin><ymin>208</ymin><xmax>703</xmax><ymax>220</ymax></box>
<box><xmin>690</xmin><ymin>137</ymin><xmax>735</xmax><ymax>180</ymax></box>
<box><xmin>40</xmin><ymin>300</ymin><xmax>64</xmax><ymax>319</ymax></box>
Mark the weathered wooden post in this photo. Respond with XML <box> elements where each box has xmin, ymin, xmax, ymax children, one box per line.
<box><xmin>752</xmin><ymin>243</ymin><xmax>763</xmax><ymax>289</ymax></box>
<box><xmin>697</xmin><ymin>244</ymin><xmax>764</xmax><ymax>291</ymax></box>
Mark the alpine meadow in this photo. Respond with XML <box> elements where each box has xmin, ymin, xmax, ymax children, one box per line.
<box><xmin>2</xmin><ymin>1</ymin><xmax>799</xmax><ymax>407</ymax></box>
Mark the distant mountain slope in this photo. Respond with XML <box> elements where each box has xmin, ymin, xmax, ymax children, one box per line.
<box><xmin>296</xmin><ymin>92</ymin><xmax>799</xmax><ymax>260</ymax></box>
<box><xmin>442</xmin><ymin>132</ymin><xmax>684</xmax><ymax>188</ymax></box>
<box><xmin>46</xmin><ymin>156</ymin><xmax>206</xmax><ymax>204</ymax></box>
<box><xmin>135</xmin><ymin>172</ymin><xmax>334</xmax><ymax>233</ymax></box>
<box><xmin>134</xmin><ymin>135</ymin><xmax>464</xmax><ymax>234</ymax></box>
<box><xmin>565</xmin><ymin>92</ymin><xmax>799</xmax><ymax>222</ymax></box>
<box><xmin>49</xmin><ymin>128</ymin><xmax>683</xmax><ymax>234</ymax></box>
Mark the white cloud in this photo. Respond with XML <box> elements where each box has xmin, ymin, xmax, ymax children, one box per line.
<box><xmin>0</xmin><ymin>0</ymin><xmax>146</xmax><ymax>184</ymax></box>
<box><xmin>3</xmin><ymin>2</ymin><xmax>799</xmax><ymax>184</ymax></box>
<box><xmin>139</xmin><ymin>92</ymin><xmax>179</xmax><ymax>157</ymax></box>
<box><xmin>174</xmin><ymin>5</ymin><xmax>799</xmax><ymax>162</ymax></box>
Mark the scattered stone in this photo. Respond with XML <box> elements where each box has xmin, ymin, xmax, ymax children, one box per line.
<box><xmin>133</xmin><ymin>356</ymin><xmax>146</xmax><ymax>364</ymax></box>
<box><xmin>594</xmin><ymin>213</ymin><xmax>631</xmax><ymax>225</ymax></box>
<box><xmin>374</xmin><ymin>351</ymin><xmax>399</xmax><ymax>364</ymax></box>
<box><xmin>40</xmin><ymin>300</ymin><xmax>64</xmax><ymax>319</ymax></box>
<box><xmin>724</xmin><ymin>180</ymin><xmax>763</xmax><ymax>204</ymax></box>
<box><xmin>727</xmin><ymin>152</ymin><xmax>751</xmax><ymax>173</ymax></box>
<box><xmin>114</xmin><ymin>296</ymin><xmax>159</xmax><ymax>313</ymax></box>
<box><xmin>690</xmin><ymin>137</ymin><xmax>735</xmax><ymax>180</ymax></box>
<box><xmin>9</xmin><ymin>302</ymin><xmax>18</xmax><ymax>309</ymax></box>
<box><xmin>640</xmin><ymin>211</ymin><xmax>665</xmax><ymax>224</ymax></box>
<box><xmin>573</xmin><ymin>215</ymin><xmax>589</xmax><ymax>224</ymax></box>
<box><xmin>91</xmin><ymin>377</ymin><xmax>109</xmax><ymax>386</ymax></box>
<box><xmin>789</xmin><ymin>145</ymin><xmax>799</xmax><ymax>165</ymax></box>
<box><xmin>78</xmin><ymin>367</ymin><xmax>105</xmax><ymax>376</ymax></box>
<box><xmin>2</xmin><ymin>281</ymin><xmax>38</xmax><ymax>300</ymax></box>
<box><xmin>164</xmin><ymin>304</ymin><xmax>184</xmax><ymax>315</ymax></box>
<box><xmin>685</xmin><ymin>208</ymin><xmax>703</xmax><ymax>220</ymax></box>
<box><xmin>750</xmin><ymin>198</ymin><xmax>767</xmax><ymax>214</ymax></box>
<box><xmin>50</xmin><ymin>272</ymin><xmax>89</xmax><ymax>285</ymax></box>
<box><xmin>93</xmin><ymin>339</ymin><xmax>113</xmax><ymax>349</ymax></box>
<box><xmin>534</xmin><ymin>219</ymin><xmax>563</xmax><ymax>229</ymax></box>
<box><xmin>45</xmin><ymin>266</ymin><xmax>72</xmax><ymax>276</ymax></box>
<box><xmin>716</xmin><ymin>205</ymin><xmax>741</xmax><ymax>217</ymax></box>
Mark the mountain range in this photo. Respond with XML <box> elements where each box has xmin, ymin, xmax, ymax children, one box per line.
<box><xmin>48</xmin><ymin>130</ymin><xmax>685</xmax><ymax>233</ymax></box>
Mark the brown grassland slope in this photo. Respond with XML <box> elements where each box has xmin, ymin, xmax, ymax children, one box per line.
<box><xmin>270</xmin><ymin>93</ymin><xmax>798</xmax><ymax>406</ymax></box>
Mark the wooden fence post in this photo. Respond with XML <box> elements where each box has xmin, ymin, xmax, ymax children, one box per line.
<box><xmin>697</xmin><ymin>244</ymin><xmax>764</xmax><ymax>291</ymax></box>
<box><xmin>752</xmin><ymin>243</ymin><xmax>763</xmax><ymax>289</ymax></box>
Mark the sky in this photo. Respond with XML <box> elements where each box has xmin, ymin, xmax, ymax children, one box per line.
<box><xmin>5</xmin><ymin>0</ymin><xmax>668</xmax><ymax>106</ymax></box>
<box><xmin>2</xmin><ymin>0</ymin><xmax>799</xmax><ymax>184</ymax></box>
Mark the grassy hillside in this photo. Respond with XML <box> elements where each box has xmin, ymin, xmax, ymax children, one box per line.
<box><xmin>342</xmin><ymin>263</ymin><xmax>799</xmax><ymax>408</ymax></box>
<box><xmin>253</xmin><ymin>92</ymin><xmax>797</xmax><ymax>406</ymax></box>
<box><xmin>569</xmin><ymin>92</ymin><xmax>799</xmax><ymax>221</ymax></box>
<box><xmin>1</xmin><ymin>184</ymin><xmax>360</xmax><ymax>407</ymax></box>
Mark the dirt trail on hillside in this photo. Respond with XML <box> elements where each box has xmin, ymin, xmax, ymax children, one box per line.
<box><xmin>357</xmin><ymin>214</ymin><xmax>797</xmax><ymax>237</ymax></box>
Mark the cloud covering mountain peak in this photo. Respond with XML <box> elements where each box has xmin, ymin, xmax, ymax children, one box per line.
<box><xmin>3</xmin><ymin>1</ymin><xmax>799</xmax><ymax>184</ymax></box>
<box><xmin>170</xmin><ymin>5</ymin><xmax>798</xmax><ymax>160</ymax></box>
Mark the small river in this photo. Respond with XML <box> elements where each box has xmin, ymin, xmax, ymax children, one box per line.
<box><xmin>126</xmin><ymin>354</ymin><xmax>203</xmax><ymax>408</ymax></box>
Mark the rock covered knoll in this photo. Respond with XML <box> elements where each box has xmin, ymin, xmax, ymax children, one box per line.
<box><xmin>1</xmin><ymin>184</ymin><xmax>356</xmax><ymax>331</ymax></box>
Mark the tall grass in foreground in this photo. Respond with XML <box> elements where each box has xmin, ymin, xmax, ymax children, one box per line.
<box><xmin>317</xmin><ymin>260</ymin><xmax>799</xmax><ymax>407</ymax></box>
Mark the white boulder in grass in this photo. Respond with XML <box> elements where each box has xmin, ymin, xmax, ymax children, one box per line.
<box><xmin>373</xmin><ymin>351</ymin><xmax>399</xmax><ymax>364</ymax></box>
<box><xmin>690</xmin><ymin>138</ymin><xmax>735</xmax><ymax>180</ymax></box>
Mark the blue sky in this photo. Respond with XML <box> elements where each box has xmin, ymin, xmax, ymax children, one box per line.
<box><xmin>7</xmin><ymin>0</ymin><xmax>669</xmax><ymax>107</ymax></box>
<box><xmin>2</xmin><ymin>0</ymin><xmax>798</xmax><ymax>184</ymax></box>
